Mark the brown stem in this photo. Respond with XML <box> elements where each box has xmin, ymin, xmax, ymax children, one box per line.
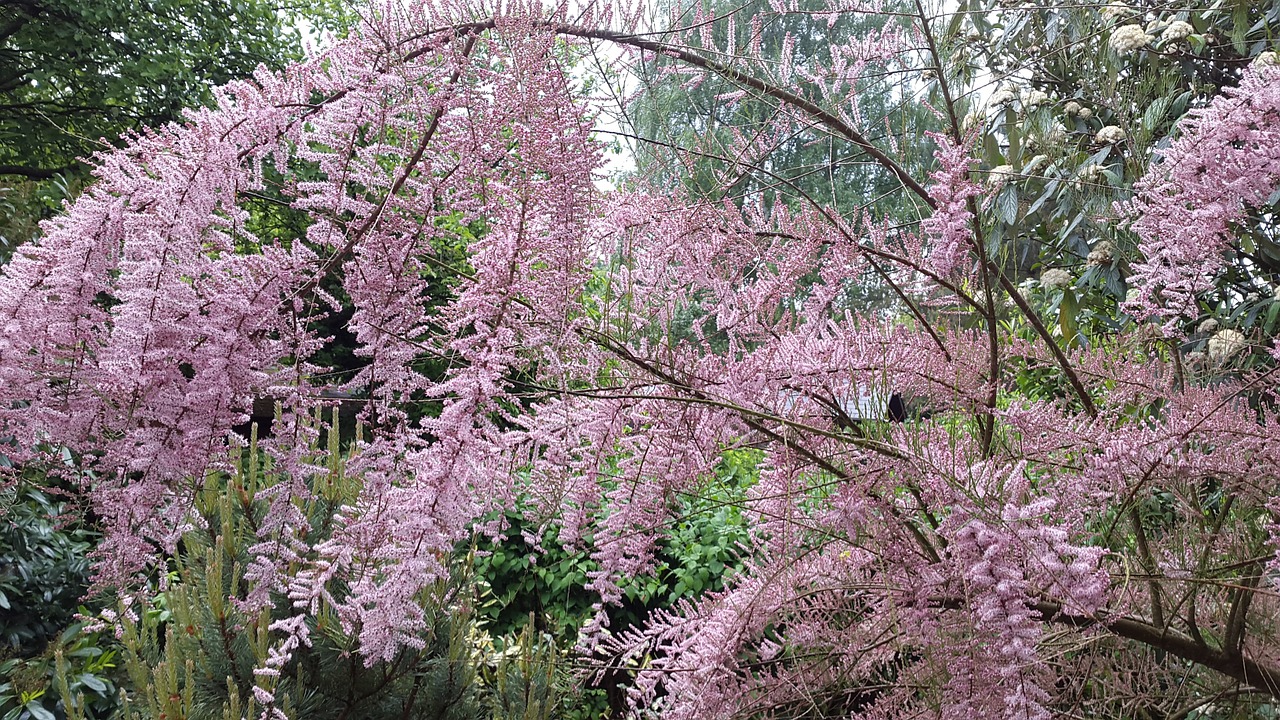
<box><xmin>1129</xmin><ymin>506</ymin><xmax>1165</xmax><ymax>629</ymax></box>
<box><xmin>1223</xmin><ymin>560</ymin><xmax>1262</xmax><ymax>659</ymax></box>
<box><xmin>911</xmin><ymin>0</ymin><xmax>962</xmax><ymax>142</ymax></box>
<box><xmin>978</xmin><ymin>230</ymin><xmax>999</xmax><ymax>456</ymax></box>
<box><xmin>218</xmin><ymin>612</ymin><xmax>248</xmax><ymax>691</ymax></box>
<box><xmin>996</xmin><ymin>270</ymin><xmax>1097</xmax><ymax>417</ymax></box>
<box><xmin>1033</xmin><ymin>600</ymin><xmax>1280</xmax><ymax>699</ymax></box>
<box><xmin>1184</xmin><ymin>493</ymin><xmax>1235</xmax><ymax>646</ymax></box>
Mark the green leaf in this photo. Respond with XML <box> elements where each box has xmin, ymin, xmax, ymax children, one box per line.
<box><xmin>1027</xmin><ymin>182</ymin><xmax>1057</xmax><ymax>216</ymax></box>
<box><xmin>59</xmin><ymin>622</ymin><xmax>83</xmax><ymax>645</ymax></box>
<box><xmin>995</xmin><ymin>186</ymin><xmax>1019</xmax><ymax>225</ymax></box>
<box><xmin>78</xmin><ymin>674</ymin><xmax>107</xmax><ymax>693</ymax></box>
<box><xmin>1141</xmin><ymin>96</ymin><xmax>1171</xmax><ymax>134</ymax></box>
<box><xmin>1059</xmin><ymin>289</ymin><xmax>1080</xmax><ymax>349</ymax></box>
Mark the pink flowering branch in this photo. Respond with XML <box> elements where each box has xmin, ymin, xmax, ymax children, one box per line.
<box><xmin>1123</xmin><ymin>64</ymin><xmax>1280</xmax><ymax>327</ymax></box>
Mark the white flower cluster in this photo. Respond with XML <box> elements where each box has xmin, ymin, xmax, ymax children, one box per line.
<box><xmin>1207</xmin><ymin>329</ymin><xmax>1247</xmax><ymax>360</ymax></box>
<box><xmin>1196</xmin><ymin>318</ymin><xmax>1218</xmax><ymax>334</ymax></box>
<box><xmin>1024</xmin><ymin>154</ymin><xmax>1048</xmax><ymax>175</ymax></box>
<box><xmin>1099</xmin><ymin>2</ymin><xmax>1129</xmax><ymax>22</ymax></box>
<box><xmin>1110</xmin><ymin>24</ymin><xmax>1153</xmax><ymax>53</ymax></box>
<box><xmin>1161</xmin><ymin>20</ymin><xmax>1194</xmax><ymax>41</ymax></box>
<box><xmin>990</xmin><ymin>89</ymin><xmax>1017</xmax><ymax>107</ymax></box>
<box><xmin>1087</xmin><ymin>240</ymin><xmax>1114</xmax><ymax>266</ymax></box>
<box><xmin>1075</xmin><ymin>163</ymin><xmax>1105</xmax><ymax>187</ymax></box>
<box><xmin>1064</xmin><ymin>101</ymin><xmax>1095</xmax><ymax>120</ymax></box>
<box><xmin>1254</xmin><ymin>51</ymin><xmax>1279</xmax><ymax>68</ymax></box>
<box><xmin>1095</xmin><ymin>125</ymin><xmax>1126</xmax><ymax>144</ymax></box>
<box><xmin>1065</xmin><ymin>102</ymin><xmax>1096</xmax><ymax>124</ymax></box>
<box><xmin>1041</xmin><ymin>268</ymin><xmax>1073</xmax><ymax>290</ymax></box>
<box><xmin>1024</xmin><ymin>90</ymin><xmax>1049</xmax><ymax>109</ymax></box>
<box><xmin>986</xmin><ymin>164</ymin><xmax>1016</xmax><ymax>188</ymax></box>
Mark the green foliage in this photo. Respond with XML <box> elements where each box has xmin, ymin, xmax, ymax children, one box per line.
<box><xmin>0</xmin><ymin>458</ymin><xmax>121</xmax><ymax>720</ymax></box>
<box><xmin>0</xmin><ymin>623</ymin><xmax>118</xmax><ymax>720</ymax></box>
<box><xmin>952</xmin><ymin>0</ymin><xmax>1280</xmax><ymax>345</ymax></box>
<box><xmin>0</xmin><ymin>484</ymin><xmax>94</xmax><ymax>650</ymax></box>
<box><xmin>0</xmin><ymin>0</ymin><xmax>350</xmax><ymax>255</ymax></box>
<box><xmin>475</xmin><ymin>450</ymin><xmax>757</xmax><ymax>642</ymax></box>
<box><xmin>630</xmin><ymin>0</ymin><xmax>931</xmax><ymax>218</ymax></box>
<box><xmin>0</xmin><ymin>0</ymin><xmax>303</xmax><ymax>179</ymax></box>
<box><xmin>0</xmin><ymin>174</ymin><xmax>80</xmax><ymax>254</ymax></box>
<box><xmin>471</xmin><ymin>450</ymin><xmax>758</xmax><ymax>717</ymax></box>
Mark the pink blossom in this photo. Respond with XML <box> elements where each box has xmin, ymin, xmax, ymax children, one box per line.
<box><xmin>1123</xmin><ymin>64</ymin><xmax>1280</xmax><ymax>326</ymax></box>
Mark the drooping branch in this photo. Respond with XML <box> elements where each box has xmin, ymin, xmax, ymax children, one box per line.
<box><xmin>403</xmin><ymin>16</ymin><xmax>1111</xmax><ymax>424</ymax></box>
<box><xmin>1033</xmin><ymin>600</ymin><xmax>1280</xmax><ymax>699</ymax></box>
<box><xmin>406</xmin><ymin>19</ymin><xmax>934</xmax><ymax>203</ymax></box>
<box><xmin>0</xmin><ymin>163</ymin><xmax>72</xmax><ymax>179</ymax></box>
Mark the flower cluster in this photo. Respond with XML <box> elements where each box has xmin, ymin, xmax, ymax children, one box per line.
<box><xmin>920</xmin><ymin>132</ymin><xmax>983</xmax><ymax>277</ymax></box>
<box><xmin>986</xmin><ymin>163</ymin><xmax>1016</xmax><ymax>188</ymax></box>
<box><xmin>1207</xmin><ymin>328</ymin><xmax>1247</xmax><ymax>360</ymax></box>
<box><xmin>1110</xmin><ymin>24</ymin><xmax>1153</xmax><ymax>53</ymax></box>
<box><xmin>1095</xmin><ymin>125</ymin><xmax>1126</xmax><ymax>144</ymax></box>
<box><xmin>1086</xmin><ymin>240</ymin><xmax>1114</xmax><ymax>265</ymax></box>
<box><xmin>990</xmin><ymin>88</ymin><xmax>1017</xmax><ymax>107</ymax></box>
<box><xmin>1040</xmin><ymin>268</ymin><xmax>1072</xmax><ymax>290</ymax></box>
<box><xmin>1099</xmin><ymin>2</ymin><xmax>1129</xmax><ymax>22</ymax></box>
<box><xmin>1162</xmin><ymin>20</ymin><xmax>1194</xmax><ymax>41</ymax></box>
<box><xmin>1123</xmin><ymin>63</ymin><xmax>1280</xmax><ymax>324</ymax></box>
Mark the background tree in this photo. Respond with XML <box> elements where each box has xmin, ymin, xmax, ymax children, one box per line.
<box><xmin>0</xmin><ymin>0</ymin><xmax>358</xmax><ymax>253</ymax></box>
<box><xmin>948</xmin><ymin>0</ymin><xmax>1280</xmax><ymax>336</ymax></box>
<box><xmin>627</xmin><ymin>0</ymin><xmax>932</xmax><ymax>216</ymax></box>
<box><xmin>0</xmin><ymin>0</ymin><xmax>303</xmax><ymax>180</ymax></box>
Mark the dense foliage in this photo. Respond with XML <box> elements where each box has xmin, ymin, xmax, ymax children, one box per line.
<box><xmin>3</xmin><ymin>0</ymin><xmax>1280</xmax><ymax>718</ymax></box>
<box><xmin>0</xmin><ymin>0</ymin><xmax>357</xmax><ymax>254</ymax></box>
<box><xmin>0</xmin><ymin>477</ymin><xmax>118</xmax><ymax>720</ymax></box>
<box><xmin>0</xmin><ymin>0</ymin><xmax>304</xmax><ymax>180</ymax></box>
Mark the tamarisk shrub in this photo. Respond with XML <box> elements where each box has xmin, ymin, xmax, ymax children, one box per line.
<box><xmin>2</xmin><ymin>0</ymin><xmax>1280</xmax><ymax>718</ymax></box>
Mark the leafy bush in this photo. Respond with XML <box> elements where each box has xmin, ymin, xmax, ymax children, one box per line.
<box><xmin>0</xmin><ymin>485</ymin><xmax>94</xmax><ymax>651</ymax></box>
<box><xmin>0</xmin><ymin>624</ymin><xmax>119</xmax><ymax>720</ymax></box>
<box><xmin>0</xmin><ymin>474</ymin><xmax>119</xmax><ymax>720</ymax></box>
<box><xmin>472</xmin><ymin>450</ymin><xmax>758</xmax><ymax>716</ymax></box>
